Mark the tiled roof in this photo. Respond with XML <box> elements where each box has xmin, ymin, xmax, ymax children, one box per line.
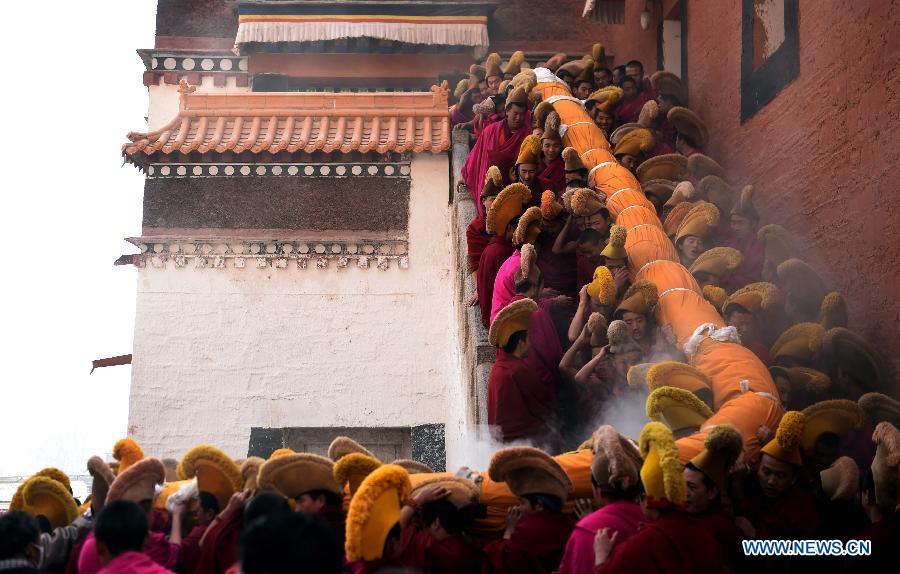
<box><xmin>123</xmin><ymin>81</ymin><xmax>451</xmax><ymax>165</ymax></box>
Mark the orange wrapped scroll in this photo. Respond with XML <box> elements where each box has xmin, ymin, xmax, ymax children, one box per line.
<box><xmin>462</xmin><ymin>69</ymin><xmax>783</xmax><ymax>535</ymax></box>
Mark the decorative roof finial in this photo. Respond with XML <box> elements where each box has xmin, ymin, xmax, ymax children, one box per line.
<box><xmin>178</xmin><ymin>79</ymin><xmax>197</xmax><ymax>109</ymax></box>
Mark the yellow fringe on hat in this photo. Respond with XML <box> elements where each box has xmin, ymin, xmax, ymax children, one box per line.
<box><xmin>646</xmin><ymin>386</ymin><xmax>714</xmax><ymax>421</ymax></box>
<box><xmin>269</xmin><ymin>448</ymin><xmax>295</xmax><ymax>459</ymax></box>
<box><xmin>638</xmin><ymin>100</ymin><xmax>659</xmax><ymax>128</ymax></box>
<box><xmin>35</xmin><ymin>468</ymin><xmax>71</xmax><ymax>493</ymax></box>
<box><xmin>177</xmin><ymin>444</ymin><xmax>243</xmax><ymax>489</ymax></box>
<box><xmin>591</xmin><ymin>42</ymin><xmax>605</xmax><ymax>65</ymax></box>
<box><xmin>571</xmin><ymin>187</ymin><xmax>605</xmax><ymax>217</ymax></box>
<box><xmin>725</xmin><ymin>282</ymin><xmax>781</xmax><ymax>313</ymax></box>
<box><xmin>626</xmin><ymin>363</ymin><xmax>654</xmax><ymax>389</ymax></box>
<box><xmin>113</xmin><ymin>438</ymin><xmax>144</xmax><ymax>474</ymax></box>
<box><xmin>334</xmin><ymin>453</ymin><xmax>383</xmax><ymax>487</ymax></box>
<box><xmin>771</xmin><ymin>322</ymin><xmax>826</xmax><ymax>359</ymax></box>
<box><xmin>540</xmin><ymin>190</ymin><xmax>562</xmax><ymax>220</ymax></box>
<box><xmin>775</xmin><ymin>411</ymin><xmax>806</xmax><ymax>453</ymax></box>
<box><xmin>519</xmin><ymin>243</ymin><xmax>536</xmax><ymax>278</ymax></box>
<box><xmin>587</xmin><ymin>266</ymin><xmax>617</xmax><ymax>306</ymax></box>
<box><xmin>503</xmin><ymin>50</ymin><xmax>524</xmax><ymax>75</ymax></box>
<box><xmin>623</xmin><ymin>280</ymin><xmax>659</xmax><ymax>312</ymax></box>
<box><xmin>872</xmin><ymin>422</ymin><xmax>900</xmax><ymax>467</ymax></box>
<box><xmin>646</xmin><ymin>361</ymin><xmax>713</xmax><ymax>392</ymax></box>
<box><xmin>820</xmin><ymin>292</ymin><xmax>848</xmax><ymax>329</ymax></box>
<box><xmin>802</xmin><ymin>399</ymin><xmax>865</xmax><ymax>429</ymax></box>
<box><xmin>23</xmin><ymin>475</ymin><xmax>79</xmax><ymax>529</ymax></box>
<box><xmin>513</xmin><ymin>206</ymin><xmax>543</xmax><ymax>246</ymax></box>
<box><xmin>562</xmin><ymin>147</ymin><xmax>586</xmax><ymax>172</ymax></box>
<box><xmin>703</xmin><ymin>285</ymin><xmax>727</xmax><ymax>312</ymax></box>
<box><xmin>532</xmin><ymin>101</ymin><xmax>554</xmax><ymax>131</ymax></box>
<box><xmin>345</xmin><ymin>465</ymin><xmax>411</xmax><ymax>562</ymax></box>
<box><xmin>639</xmin><ymin>422</ymin><xmax>686</xmax><ymax>504</ymax></box>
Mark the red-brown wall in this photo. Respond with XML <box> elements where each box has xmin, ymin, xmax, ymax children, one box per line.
<box><xmin>490</xmin><ymin>0</ymin><xmax>660</xmax><ymax>70</ymax></box>
<box><xmin>686</xmin><ymin>0</ymin><xmax>900</xmax><ymax>388</ymax></box>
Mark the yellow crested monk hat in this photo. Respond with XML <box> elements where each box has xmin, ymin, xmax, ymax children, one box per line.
<box><xmin>588</xmin><ymin>312</ymin><xmax>609</xmax><ymax>347</ymax></box>
<box><xmin>516</xmin><ymin>134</ymin><xmax>541</xmax><ymax>166</ymax></box>
<box><xmin>643</xmin><ymin>179</ymin><xmax>676</xmax><ymax>206</ymax></box>
<box><xmin>761</xmin><ymin>411</ymin><xmax>806</xmax><ymax>466</ymax></box>
<box><xmin>614</xmin><ymin>279</ymin><xmax>658</xmax><ymax>320</ymax></box>
<box><xmin>489</xmin><ymin>446</ymin><xmax>573</xmax><ymax>503</ymax></box>
<box><xmin>489</xmin><ymin>298</ymin><xmax>537</xmax><ymax>348</ymax></box>
<box><xmin>662</xmin><ymin>201</ymin><xmax>693</xmax><ymax>238</ymax></box>
<box><xmin>819</xmin><ymin>292</ymin><xmax>848</xmax><ymax>330</ymax></box>
<box><xmin>636</xmin><ymin>154</ymin><xmax>687</xmax><ymax>184</ymax></box>
<box><xmin>601</xmin><ymin>224</ymin><xmax>627</xmax><ymax>260</ymax></box>
<box><xmin>484</xmin><ymin>52</ymin><xmax>503</xmax><ymax>79</ymax></box>
<box><xmin>770</xmin><ymin>322</ymin><xmax>825</xmax><ymax>366</ymax></box>
<box><xmin>481</xmin><ymin>165</ymin><xmax>504</xmax><ymax>201</ymax></box>
<box><xmin>9</xmin><ymin>467</ymin><xmax>73</xmax><ymax>517</ymax></box>
<box><xmin>689</xmin><ymin>246</ymin><xmax>743</xmax><ymax>281</ymax></box>
<box><xmin>586</xmin><ymin>266</ymin><xmax>617</xmax><ymax>307</ymax></box>
<box><xmin>258</xmin><ymin>453</ymin><xmax>343</xmax><ymax>502</ymax></box>
<box><xmin>591</xmin><ymin>425</ymin><xmax>643</xmax><ymax>493</ymax></box>
<box><xmin>858</xmin><ymin>393</ymin><xmax>900</xmax><ymax>429</ymax></box>
<box><xmin>540</xmin><ymin>190</ymin><xmax>563</xmax><ymax>220</ymax></box>
<box><xmin>702</xmin><ymin>285</ymin><xmax>727</xmax><ymax>312</ymax></box>
<box><xmin>410</xmin><ymin>475</ymin><xmax>478</xmax><ymax>509</ymax></box>
<box><xmin>570</xmin><ymin>188</ymin><xmax>606</xmax><ymax>217</ymax></box>
<box><xmin>769</xmin><ymin>366</ymin><xmax>831</xmax><ymax>397</ymax></box>
<box><xmin>21</xmin><ymin>476</ymin><xmax>79</xmax><ymax>529</ymax></box>
<box><xmin>107</xmin><ymin>457</ymin><xmax>167</xmax><ymax>503</ymax></box>
<box><xmin>329</xmin><ymin>436</ymin><xmax>374</xmax><ymax>462</ymax></box>
<box><xmin>668</xmin><ymin>106</ymin><xmax>708</xmax><ymax>148</ymax></box>
<box><xmin>639</xmin><ymin>422</ymin><xmax>687</xmax><ymax>510</ymax></box>
<box><xmin>486</xmin><ymin>183</ymin><xmax>531</xmax><ymax>236</ymax></box>
<box><xmin>241</xmin><ymin>457</ymin><xmax>265</xmax><ymax>491</ymax></box>
<box><xmin>820</xmin><ymin>457</ymin><xmax>860</xmax><ymax>502</ymax></box>
<box><xmin>689</xmin><ymin>424</ymin><xmax>744</xmax><ymax>496</ymax></box>
<box><xmin>757</xmin><ymin>224</ymin><xmax>796</xmax><ymax>269</ymax></box>
<box><xmin>334</xmin><ymin>452</ymin><xmax>384</xmax><ymax>498</ymax></box>
<box><xmin>87</xmin><ymin>456</ymin><xmax>116</xmax><ymax>514</ymax></box>
<box><xmin>646</xmin><ymin>386</ymin><xmax>714</xmax><ymax>437</ymax></box>
<box><xmin>687</xmin><ymin>153</ymin><xmax>727</xmax><ymax>181</ymax></box>
<box><xmin>646</xmin><ymin>362</ymin><xmax>713</xmax><ymax>400</ymax></box>
<box><xmin>562</xmin><ymin>147</ymin><xmax>587</xmax><ymax>174</ymax></box>
<box><xmin>112</xmin><ymin>437</ymin><xmax>145</xmax><ymax>475</ymax></box>
<box><xmin>345</xmin><ymin>465</ymin><xmax>412</xmax><ymax>562</ymax></box>
<box><xmin>871</xmin><ymin>422</ymin><xmax>900</xmax><ymax>511</ymax></box>
<box><xmin>513</xmin><ymin>206</ymin><xmax>543</xmax><ymax>246</ymax></box>
<box><xmin>723</xmin><ymin>282</ymin><xmax>781</xmax><ymax>316</ymax></box>
<box><xmin>800</xmin><ymin>400</ymin><xmax>865</xmax><ymax>453</ymax></box>
<box><xmin>675</xmin><ymin>201</ymin><xmax>720</xmax><ymax>245</ymax></box>
<box><xmin>585</xmin><ymin>86</ymin><xmax>623</xmax><ymax>114</ymax></box>
<box><xmin>613</xmin><ymin>128</ymin><xmax>655</xmax><ymax>159</ymax></box>
<box><xmin>177</xmin><ymin>445</ymin><xmax>244</xmax><ymax>511</ymax></box>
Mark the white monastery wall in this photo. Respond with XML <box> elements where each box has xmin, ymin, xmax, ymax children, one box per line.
<box><xmin>148</xmin><ymin>76</ymin><xmax>250</xmax><ymax>131</ymax></box>
<box><xmin>129</xmin><ymin>154</ymin><xmax>468</xmax><ymax>463</ymax></box>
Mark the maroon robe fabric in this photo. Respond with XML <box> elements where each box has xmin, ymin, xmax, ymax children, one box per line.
<box><xmin>576</xmin><ymin>247</ymin><xmax>601</xmax><ymax>291</ymax></box>
<box><xmin>536</xmin><ymin>227</ymin><xmax>577</xmax><ymax>296</ymax></box>
<box><xmin>723</xmin><ymin>234</ymin><xmax>764</xmax><ymax>292</ymax></box>
<box><xmin>193</xmin><ymin>512</ymin><xmax>243</xmax><ymax>574</ymax></box>
<box><xmin>738</xmin><ymin>483</ymin><xmax>819</xmax><ymax>540</ymax></box>
<box><xmin>850</xmin><ymin>518</ymin><xmax>900</xmax><ymax>573</ymax></box>
<box><xmin>98</xmin><ymin>551</ymin><xmax>175</xmax><ymax>574</ymax></box>
<box><xmin>398</xmin><ymin>527</ymin><xmax>482</xmax><ymax>574</ymax></box>
<box><xmin>177</xmin><ymin>524</ymin><xmax>207</xmax><ymax>574</ymax></box>
<box><xmin>450</xmin><ymin>103</ymin><xmax>475</xmax><ymax>126</ymax></box>
<box><xmin>467</xmin><ymin>215</ymin><xmax>491</xmax><ymax>274</ymax></box>
<box><xmin>594</xmin><ymin>512</ymin><xmax>724</xmax><ymax>574</ymax></box>
<box><xmin>656</xmin><ymin>116</ymin><xmax>677</xmax><ymax>149</ymax></box>
<box><xmin>483</xmin><ymin>511</ymin><xmax>575</xmax><ymax>574</ymax></box>
<box><xmin>692</xmin><ymin>509</ymin><xmax>743</xmax><ymax>570</ymax></box>
<box><xmin>317</xmin><ymin>504</ymin><xmax>346</xmax><ymax>552</ymax></box>
<box><xmin>463</xmin><ymin>116</ymin><xmax>531</xmax><ymax>216</ymax></box>
<box><xmin>487</xmin><ymin>353</ymin><xmax>557</xmax><ymax>443</ymax></box>
<box><xmin>746</xmin><ymin>340</ymin><xmax>771</xmax><ymax>366</ymax></box>
<box><xmin>538</xmin><ymin>157</ymin><xmax>566</xmax><ymax>194</ymax></box>
<box><xmin>477</xmin><ymin>236</ymin><xmax>515</xmax><ymax>327</ymax></box>
<box><xmin>498</xmin><ymin>295</ymin><xmax>564</xmax><ymax>393</ymax></box>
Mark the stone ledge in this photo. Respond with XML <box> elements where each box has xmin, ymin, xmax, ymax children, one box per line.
<box><xmin>127</xmin><ymin>237</ymin><xmax>409</xmax><ymax>271</ymax></box>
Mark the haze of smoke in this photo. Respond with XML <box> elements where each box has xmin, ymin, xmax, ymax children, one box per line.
<box><xmin>453</xmin><ymin>425</ymin><xmax>534</xmax><ymax>472</ymax></box>
<box><xmin>593</xmin><ymin>389</ymin><xmax>650</xmax><ymax>443</ymax></box>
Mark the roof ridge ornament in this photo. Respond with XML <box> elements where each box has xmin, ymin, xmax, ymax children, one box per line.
<box><xmin>178</xmin><ymin>79</ymin><xmax>197</xmax><ymax>109</ymax></box>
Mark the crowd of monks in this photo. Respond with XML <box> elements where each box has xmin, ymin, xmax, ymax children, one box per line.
<box><xmin>2</xmin><ymin>50</ymin><xmax>899</xmax><ymax>574</ymax></box>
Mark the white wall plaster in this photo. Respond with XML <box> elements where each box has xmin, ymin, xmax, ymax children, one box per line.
<box><xmin>129</xmin><ymin>154</ymin><xmax>467</xmax><ymax>464</ymax></box>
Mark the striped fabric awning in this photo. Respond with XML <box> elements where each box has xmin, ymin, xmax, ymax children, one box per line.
<box><xmin>234</xmin><ymin>2</ymin><xmax>492</xmax><ymax>54</ymax></box>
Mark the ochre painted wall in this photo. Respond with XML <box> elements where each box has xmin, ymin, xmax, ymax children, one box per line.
<box><xmin>686</xmin><ymin>0</ymin><xmax>900</xmax><ymax>387</ymax></box>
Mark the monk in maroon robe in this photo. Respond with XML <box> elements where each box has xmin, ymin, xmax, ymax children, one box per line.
<box><xmin>504</xmin><ymin>294</ymin><xmax>564</xmax><ymax>392</ymax></box>
<box><xmin>613</xmin><ymin>76</ymin><xmax>654</xmax><ymax>126</ymax></box>
<box><xmin>594</xmin><ymin>511</ymin><xmax>725</xmax><ymax>574</ymax></box>
<box><xmin>467</xmin><ymin>215</ymin><xmax>490</xmax><ymax>274</ymax></box>
<box><xmin>483</xmin><ymin>510</ymin><xmax>574</xmax><ymax>574</ymax></box>
<box><xmin>462</xmin><ymin>101</ymin><xmax>531</xmax><ymax>216</ymax></box>
<box><xmin>478</xmin><ymin>235</ymin><xmax>515</xmax><ymax>327</ymax></box>
<box><xmin>487</xmin><ymin>351</ymin><xmax>557</xmax><ymax>445</ymax></box>
<box><xmin>193</xmin><ymin>511</ymin><xmax>242</xmax><ymax>574</ymax></box>
<box><xmin>536</xmin><ymin>220</ymin><xmax>577</xmax><ymax>296</ymax></box>
<box><xmin>398</xmin><ymin>526</ymin><xmax>481</xmax><ymax>574</ymax></box>
<box><xmin>537</xmin><ymin>157</ymin><xmax>565</xmax><ymax>194</ymax></box>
